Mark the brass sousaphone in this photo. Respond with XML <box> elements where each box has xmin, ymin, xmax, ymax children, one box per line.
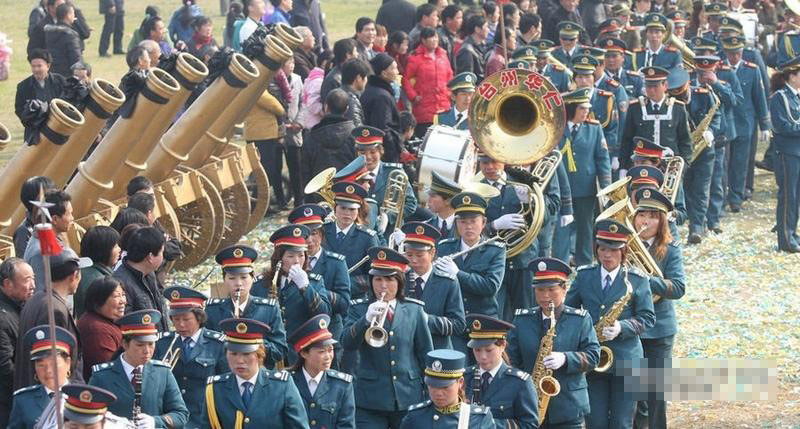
<box><xmin>468</xmin><ymin>68</ymin><xmax>567</xmax><ymax>257</ymax></box>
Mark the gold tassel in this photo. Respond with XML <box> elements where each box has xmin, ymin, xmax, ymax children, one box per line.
<box><xmin>561</xmin><ymin>138</ymin><xmax>577</xmax><ymax>172</ymax></box>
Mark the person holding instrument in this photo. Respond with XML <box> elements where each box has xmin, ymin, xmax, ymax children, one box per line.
<box><xmin>154</xmin><ymin>286</ymin><xmax>228</xmax><ymax>428</ymax></box>
<box><xmin>436</xmin><ymin>192</ymin><xmax>506</xmax><ymax>356</ymax></box>
<box><xmin>89</xmin><ymin>310</ymin><xmax>189</xmax><ymax>429</ymax></box>
<box><xmin>342</xmin><ymin>247</ymin><xmax>432</xmax><ymax>428</ymax></box>
<box><xmin>564</xmin><ymin>220</ymin><xmax>655</xmax><ymax>429</ymax></box>
<box><xmin>630</xmin><ymin>188</ymin><xmax>686</xmax><ymax>429</ymax></box>
<box><xmin>507</xmin><ymin>258</ymin><xmax>600</xmax><ymax>429</ymax></box>
<box><xmin>205</xmin><ymin>244</ymin><xmax>288</xmax><ymax>369</ymax></box>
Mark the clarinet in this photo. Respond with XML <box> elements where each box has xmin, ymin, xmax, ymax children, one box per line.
<box><xmin>471</xmin><ymin>367</ymin><xmax>482</xmax><ymax>405</ymax></box>
<box><xmin>132</xmin><ymin>369</ymin><xmax>143</xmax><ymax>422</ymax></box>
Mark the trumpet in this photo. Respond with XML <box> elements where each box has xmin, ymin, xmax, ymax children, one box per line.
<box><xmin>161</xmin><ymin>333</ymin><xmax>182</xmax><ymax>370</ymax></box>
<box><xmin>365</xmin><ymin>292</ymin><xmax>389</xmax><ymax>348</ymax></box>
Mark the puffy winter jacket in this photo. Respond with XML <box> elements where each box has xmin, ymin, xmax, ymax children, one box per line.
<box><xmin>402</xmin><ymin>44</ymin><xmax>453</xmax><ymax>124</ymax></box>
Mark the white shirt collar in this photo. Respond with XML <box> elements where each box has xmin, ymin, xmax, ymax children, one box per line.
<box><xmin>181</xmin><ymin>329</ymin><xmax>202</xmax><ymax>345</ymax></box>
<box><xmin>438</xmin><ymin>214</ymin><xmax>454</xmax><ymax>229</ymax></box>
<box><xmin>455</xmin><ymin>107</ymin><xmax>468</xmax><ymax>116</ymax></box>
<box><xmin>460</xmin><ymin>239</ymin><xmax>479</xmax><ymax>253</ymax></box>
<box><xmin>479</xmin><ymin>360</ymin><xmax>503</xmax><ymax>378</ymax></box>
<box><xmin>309</xmin><ymin>248</ymin><xmax>323</xmax><ymax>264</ymax></box>
<box><xmin>567</xmin><ymin>120</ymin><xmax>577</xmax><ymax>131</ymax></box>
<box><xmin>594</xmin><ymin>74</ymin><xmax>605</xmax><ymax>87</ymax></box>
<box><xmin>415</xmin><ymin>267</ymin><xmax>433</xmax><ymax>284</ymax></box>
<box><xmin>236</xmin><ymin>373</ymin><xmax>259</xmax><ymax>394</ymax></box>
<box><xmin>600</xmin><ymin>265</ymin><xmax>621</xmax><ymax>286</ymax></box>
<box><xmin>302</xmin><ymin>367</ymin><xmax>324</xmax><ymax>385</ymax></box>
<box><xmin>647</xmin><ymin>43</ymin><xmax>663</xmax><ymax>55</ymax></box>
<box><xmin>234</xmin><ymin>295</ymin><xmax>249</xmax><ymax>313</ymax></box>
<box><xmin>120</xmin><ymin>355</ymin><xmax>142</xmax><ymax>382</ymax></box>
<box><xmin>336</xmin><ymin>222</ymin><xmax>354</xmax><ymax>236</ymax></box>
<box><xmin>649</xmin><ymin>94</ymin><xmax>667</xmax><ymax>107</ymax></box>
<box><xmin>369</xmin><ymin>163</ymin><xmax>381</xmax><ymax>179</ymax></box>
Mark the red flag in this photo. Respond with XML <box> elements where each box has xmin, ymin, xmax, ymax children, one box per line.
<box><xmin>36</xmin><ymin>224</ymin><xmax>62</xmax><ymax>256</ymax></box>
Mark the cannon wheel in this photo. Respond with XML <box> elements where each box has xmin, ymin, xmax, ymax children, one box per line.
<box><xmin>172</xmin><ymin>173</ymin><xmax>225</xmax><ymax>270</ymax></box>
<box><xmin>216</xmin><ymin>180</ymin><xmax>252</xmax><ymax>251</ymax></box>
<box><xmin>245</xmin><ymin>147</ymin><xmax>270</xmax><ymax>232</ymax></box>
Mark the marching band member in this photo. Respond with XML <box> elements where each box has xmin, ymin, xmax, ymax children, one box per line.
<box><xmin>433</xmin><ymin>72</ymin><xmax>476</xmax><ymax>130</ymax></box>
<box><xmin>551</xmin><ymin>22</ymin><xmax>584</xmax><ymax>67</ymax></box>
<box><xmin>342</xmin><ymin>247</ymin><xmax>433</xmax><ymax>428</ymax></box>
<box><xmin>701</xmin><ymin>3</ymin><xmax>728</xmax><ymax>42</ymax></box>
<box><xmin>553</xmin><ymin>87</ymin><xmax>612</xmax><ymax>267</ymax></box>
<box><xmin>564</xmin><ymin>220</ymin><xmax>655</xmax><ymax>429</ymax></box>
<box><xmin>400</xmin><ymin>221</ymin><xmax>466</xmax><ymax>349</ymax></box>
<box><xmin>288</xmin><ymin>314</ymin><xmax>356</xmax><ymax>429</ymax></box>
<box><xmin>205</xmin><ymin>244</ymin><xmax>288</xmax><ymax>369</ymax></box>
<box><xmin>630</xmin><ymin>188</ymin><xmax>686</xmax><ymax>429</ymax></box>
<box><xmin>332</xmin><ymin>155</ymin><xmax>378</xmax><ymax>228</ymax></box>
<box><xmin>508</xmin><ymin>258</ymin><xmax>601</xmax><ymax>429</ymax></box>
<box><xmin>59</xmin><ymin>384</ymin><xmax>133</xmax><ymax>429</ymax></box>
<box><xmin>9</xmin><ymin>326</ymin><xmax>76</xmax><ymax>429</ymax></box>
<box><xmin>400</xmin><ymin>349</ymin><xmax>495</xmax><ymax>428</ymax></box>
<box><xmin>424</xmin><ymin>172</ymin><xmax>461</xmax><ymax>241</ymax></box>
<box><xmin>255</xmin><ymin>224</ymin><xmax>331</xmax><ymax>365</ymax></box>
<box><xmin>89</xmin><ymin>310</ymin><xmax>189</xmax><ymax>429</ymax></box>
<box><xmin>610</xmin><ymin>3</ymin><xmax>641</xmax><ymax>52</ymax></box>
<box><xmin>323</xmin><ymin>181</ymin><xmax>380</xmax><ymax>299</ymax></box>
<box><xmin>435</xmin><ymin>192</ymin><xmax>506</xmax><ymax>353</ymax></box>
<box><xmin>717</xmin><ymin>17</ymin><xmax>770</xmax><ymax>95</ymax></box>
<box><xmin>571</xmin><ymin>55</ymin><xmax>619</xmax><ymax>167</ymax></box>
<box><xmin>620</xmin><ymin>66</ymin><xmax>693</xmax><ymax>172</ymax></box>
<box><xmin>627</xmin><ymin>166</ymin><xmax>665</xmax><ymax>199</ymax></box>
<box><xmin>463</xmin><ymin>314</ymin><xmax>539</xmax><ymax>428</ymax></box>
<box><xmin>769</xmin><ymin>57</ymin><xmax>800</xmax><ymax>253</ymax></box>
<box><xmin>631</xmin><ymin>14</ymin><xmax>682</xmax><ymax>72</ymax></box>
<box><xmin>600</xmin><ymin>38</ymin><xmax>644</xmax><ymax>99</ymax></box>
<box><xmin>201</xmin><ymin>318</ymin><xmax>308</xmax><ymax>428</ymax></box>
<box><xmin>530</xmin><ymin>40</ymin><xmax>572</xmax><ymax>93</ymax></box>
<box><xmin>288</xmin><ymin>204</ymin><xmax>351</xmax><ymax>365</ymax></box>
<box><xmin>584</xmin><ymin>46</ymin><xmax>630</xmax><ymax>154</ymax></box>
<box><xmin>627</xmin><ymin>137</ymin><xmax>687</xmax><ymax>235</ymax></box>
<box><xmin>665</xmin><ymin>10</ymin><xmax>688</xmax><ymax>39</ymax></box>
<box><xmin>154</xmin><ymin>287</ymin><xmax>228</xmax><ymax>429</ymax></box>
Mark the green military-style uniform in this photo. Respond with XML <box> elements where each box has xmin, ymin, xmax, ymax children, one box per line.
<box><xmin>401</xmin><ymin>401</ymin><xmax>494</xmax><ymax>428</ymax></box>
<box><xmin>528</xmin><ymin>40</ymin><xmax>572</xmax><ymax>93</ymax></box>
<box><xmin>551</xmin><ymin>21</ymin><xmax>585</xmax><ymax>66</ymax></box>
<box><xmin>631</xmin><ymin>14</ymin><xmax>683</xmax><ymax>72</ymax></box>
<box><xmin>434</xmin><ymin>72</ymin><xmax>476</xmax><ymax>130</ymax></box>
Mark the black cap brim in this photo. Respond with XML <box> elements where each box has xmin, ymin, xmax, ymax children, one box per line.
<box><xmin>223</xmin><ymin>266</ymin><xmax>254</xmax><ymax>275</ymax></box>
<box><xmin>369</xmin><ymin>268</ymin><xmax>400</xmax><ymax>277</ymax></box>
<box><xmin>404</xmin><ymin>241</ymin><xmax>434</xmax><ymax>250</ymax></box>
<box><xmin>425</xmin><ymin>376</ymin><xmax>460</xmax><ymax>388</ymax></box>
<box><xmin>64</xmin><ymin>411</ymin><xmax>105</xmax><ymax>425</ymax></box>
<box><xmin>532</xmin><ymin>280</ymin><xmax>566</xmax><ymax>288</ymax></box>
<box><xmin>596</xmin><ymin>238</ymin><xmax>627</xmax><ymax>249</ymax></box>
<box><xmin>467</xmin><ymin>338</ymin><xmax>497</xmax><ymax>348</ymax></box>
<box><xmin>226</xmin><ymin>342</ymin><xmax>261</xmax><ymax>353</ymax></box>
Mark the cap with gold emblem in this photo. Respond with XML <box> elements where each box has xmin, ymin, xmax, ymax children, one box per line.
<box><xmin>719</xmin><ymin>17</ymin><xmax>743</xmax><ymax>34</ymax></box>
<box><xmin>690</xmin><ymin>37</ymin><xmax>719</xmax><ymax>53</ymax></box>
<box><xmin>24</xmin><ymin>325</ymin><xmax>76</xmax><ymax>360</ymax></box>
<box><xmin>610</xmin><ymin>3</ymin><xmax>630</xmax><ymax>16</ymax></box>
<box><xmin>721</xmin><ymin>35</ymin><xmax>745</xmax><ymax>51</ymax></box>
<box><xmin>667</xmin><ymin>67</ymin><xmax>690</xmax><ymax>95</ymax></box>
<box><xmin>627</xmin><ymin>165</ymin><xmax>665</xmax><ymax>188</ymax></box>
<box><xmin>779</xmin><ymin>56</ymin><xmax>800</xmax><ymax>73</ymax></box>
<box><xmin>429</xmin><ymin>171</ymin><xmax>461</xmax><ymax>200</ymax></box>
<box><xmin>576</xmin><ymin>46</ymin><xmax>606</xmax><ymax>61</ymax></box>
<box><xmin>645</xmin><ymin>13</ymin><xmax>668</xmax><ymax>31</ymax></box>
<box><xmin>450</xmin><ymin>192</ymin><xmax>487</xmax><ymax>218</ymax></box>
<box><xmin>466</xmin><ymin>314</ymin><xmax>514</xmax><ymax>348</ymax></box>
<box><xmin>531</xmin><ymin>39</ymin><xmax>555</xmax><ymax>58</ymax></box>
<box><xmin>558</xmin><ymin>21</ymin><xmax>583</xmax><ymax>40</ymax></box>
<box><xmin>401</xmin><ymin>221</ymin><xmax>442</xmax><ymax>250</ymax></box>
<box><xmin>508</xmin><ymin>59</ymin><xmax>531</xmax><ymax>69</ymax></box>
<box><xmin>598</xmin><ymin>37</ymin><xmax>627</xmax><ymax>53</ymax></box>
<box><xmin>116</xmin><ymin>309</ymin><xmax>161</xmax><ymax>342</ymax></box>
<box><xmin>62</xmin><ymin>384</ymin><xmax>117</xmax><ymax>424</ymax></box>
<box><xmin>219</xmin><ymin>318</ymin><xmax>271</xmax><ymax>353</ymax></box>
<box><xmin>634</xmin><ymin>187</ymin><xmax>674</xmax><ymax>213</ymax></box>
<box><xmin>704</xmin><ymin>2</ymin><xmax>728</xmax><ymax>17</ymax></box>
<box><xmin>269</xmin><ymin>224</ymin><xmax>311</xmax><ymax>252</ymax></box>
<box><xmin>632</xmin><ymin>136</ymin><xmax>666</xmax><ymax>159</ymax></box>
<box><xmin>352</xmin><ymin>126</ymin><xmax>385</xmax><ymax>150</ymax></box>
<box><xmin>215</xmin><ymin>244</ymin><xmax>259</xmax><ymax>274</ymax></box>
<box><xmin>447</xmin><ymin>72</ymin><xmax>477</xmax><ymax>93</ymax></box>
<box><xmin>598</xmin><ymin>18</ymin><xmax>622</xmax><ymax>36</ymax></box>
<box><xmin>288</xmin><ymin>314</ymin><xmax>337</xmax><ymax>353</ymax></box>
<box><xmin>164</xmin><ymin>286</ymin><xmax>207</xmax><ymax>315</ymax></box>
<box><xmin>334</xmin><ymin>155</ymin><xmax>369</xmax><ymax>183</ymax></box>
<box><xmin>529</xmin><ymin>257</ymin><xmax>572</xmax><ymax>288</ymax></box>
<box><xmin>562</xmin><ymin>87</ymin><xmax>592</xmax><ymax>108</ymax></box>
<box><xmin>666</xmin><ymin>10</ymin><xmax>688</xmax><ymax>26</ymax></box>
<box><xmin>289</xmin><ymin>204</ymin><xmax>328</xmax><ymax>229</ymax></box>
<box><xmin>511</xmin><ymin>45</ymin><xmax>538</xmax><ymax>62</ymax></box>
<box><xmin>594</xmin><ymin>219</ymin><xmax>632</xmax><ymax>249</ymax></box>
<box><xmin>332</xmin><ymin>181</ymin><xmax>368</xmax><ymax>209</ymax></box>
<box><xmin>368</xmin><ymin>246</ymin><xmax>409</xmax><ymax>276</ymax></box>
<box><xmin>694</xmin><ymin>55</ymin><xmax>720</xmax><ymax>71</ymax></box>
<box><xmin>641</xmin><ymin>66</ymin><xmax>669</xmax><ymax>83</ymax></box>
<box><xmin>571</xmin><ymin>54</ymin><xmax>599</xmax><ymax>75</ymax></box>
<box><xmin>424</xmin><ymin>349</ymin><xmax>466</xmax><ymax>388</ymax></box>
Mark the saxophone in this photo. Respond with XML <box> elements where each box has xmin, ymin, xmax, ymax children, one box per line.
<box><xmin>533</xmin><ymin>302</ymin><xmax>561</xmax><ymax>424</ymax></box>
<box><xmin>270</xmin><ymin>261</ymin><xmax>282</xmax><ymax>301</ymax></box>
<box><xmin>593</xmin><ymin>268</ymin><xmax>633</xmax><ymax>373</ymax></box>
<box><xmin>689</xmin><ymin>84</ymin><xmax>720</xmax><ymax>163</ymax></box>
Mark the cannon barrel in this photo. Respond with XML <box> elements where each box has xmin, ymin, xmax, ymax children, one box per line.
<box><xmin>143</xmin><ymin>52</ymin><xmax>259</xmax><ymax>184</ymax></box>
<box><xmin>184</xmin><ymin>25</ymin><xmax>301</xmax><ymax>168</ymax></box>
<box><xmin>0</xmin><ymin>100</ymin><xmax>85</xmax><ymax>226</ymax></box>
<box><xmin>108</xmin><ymin>53</ymin><xmax>210</xmax><ymax>199</ymax></box>
<box><xmin>66</xmin><ymin>68</ymin><xmax>180</xmax><ymax>218</ymax></box>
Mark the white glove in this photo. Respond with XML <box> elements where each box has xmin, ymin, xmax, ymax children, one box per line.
<box><xmin>702</xmin><ymin>130</ymin><xmax>715</xmax><ymax>146</ymax></box>
<box><xmin>366</xmin><ymin>300</ymin><xmax>387</xmax><ymax>321</ymax></box>
<box><xmin>602</xmin><ymin>321</ymin><xmax>622</xmax><ymax>341</ymax></box>
<box><xmin>759</xmin><ymin>130</ymin><xmax>771</xmax><ymax>142</ymax></box>
<box><xmin>514</xmin><ymin>184</ymin><xmax>529</xmax><ymax>202</ymax></box>
<box><xmin>135</xmin><ymin>414</ymin><xmax>155</xmax><ymax>429</ymax></box>
<box><xmin>492</xmin><ymin>213</ymin><xmax>526</xmax><ymax>230</ymax></box>
<box><xmin>389</xmin><ymin>229</ymin><xmax>405</xmax><ymax>247</ymax></box>
<box><xmin>619</xmin><ymin>169</ymin><xmax>627</xmax><ymax>179</ymax></box>
<box><xmin>435</xmin><ymin>256</ymin><xmax>459</xmax><ymax>277</ymax></box>
<box><xmin>377</xmin><ymin>211</ymin><xmax>389</xmax><ymax>234</ymax></box>
<box><xmin>543</xmin><ymin>352</ymin><xmax>566</xmax><ymax>370</ymax></box>
<box><xmin>560</xmin><ymin>214</ymin><xmax>574</xmax><ymax>227</ymax></box>
<box><xmin>611</xmin><ymin>156</ymin><xmax>620</xmax><ymax>170</ymax></box>
<box><xmin>288</xmin><ymin>265</ymin><xmax>309</xmax><ymax>290</ymax></box>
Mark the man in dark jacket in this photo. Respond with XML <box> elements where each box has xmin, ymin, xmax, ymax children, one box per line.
<box><xmin>456</xmin><ymin>14</ymin><xmax>489</xmax><ymax>84</ymax></box>
<box><xmin>292</xmin><ymin>26</ymin><xmax>317</xmax><ymax>81</ymax></box>
<box><xmin>27</xmin><ymin>0</ymin><xmax>61</xmax><ymax>55</ymax></box>
<box><xmin>14</xmin><ymin>49</ymin><xmax>67</xmax><ymax>140</ymax></box>
<box><xmin>112</xmin><ymin>226</ymin><xmax>168</xmax><ymax>331</ymax></box>
<box><xmin>44</xmin><ymin>3</ymin><xmax>83</xmax><ymax>78</ymax></box>
<box><xmin>99</xmin><ymin>0</ymin><xmax>124</xmax><ymax>56</ymax></box>
<box><xmin>14</xmin><ymin>249</ymin><xmax>89</xmax><ymax>389</ymax></box>
<box><xmin>376</xmin><ymin>0</ymin><xmax>417</xmax><ymax>35</ymax></box>
<box><xmin>290</xmin><ymin>0</ymin><xmax>329</xmax><ymax>55</ymax></box>
<box><xmin>341</xmin><ymin>58</ymin><xmax>370</xmax><ymax>127</ymax></box>
<box><xmin>361</xmin><ymin>53</ymin><xmax>404</xmax><ymax>163</ymax></box>
<box><xmin>320</xmin><ymin>38</ymin><xmax>357</xmax><ymax>103</ymax></box>
<box><xmin>542</xmin><ymin>0</ymin><xmax>585</xmax><ymax>43</ymax></box>
<box><xmin>302</xmin><ymin>89</ymin><xmax>356</xmax><ymax>185</ymax></box>
<box><xmin>0</xmin><ymin>258</ymin><xmax>34</xmax><ymax>426</ymax></box>
<box><xmin>579</xmin><ymin>0</ymin><xmax>607</xmax><ymax>40</ymax></box>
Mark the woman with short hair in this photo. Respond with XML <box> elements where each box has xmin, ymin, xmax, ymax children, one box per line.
<box><xmin>76</xmin><ymin>276</ymin><xmax>126</xmax><ymax>381</ymax></box>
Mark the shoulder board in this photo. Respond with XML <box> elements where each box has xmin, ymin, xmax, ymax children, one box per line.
<box><xmin>552</xmin><ymin>64</ymin><xmax>565</xmax><ymax>71</ymax></box>
<box><xmin>597</xmin><ymin>89</ymin><xmax>612</xmax><ymax>97</ymax></box>
<box><xmin>309</xmin><ymin>272</ymin><xmax>323</xmax><ymax>281</ymax></box>
<box><xmin>251</xmin><ymin>296</ymin><xmax>278</xmax><ymax>306</ymax></box>
<box><xmin>629</xmin><ymin>98</ymin><xmax>640</xmax><ymax>105</ymax></box>
<box><xmin>664</xmin><ymin>45</ymin><xmax>678</xmax><ymax>52</ymax></box>
<box><xmin>404</xmin><ymin>297</ymin><xmax>425</xmax><ymax>306</ymax></box>
<box><xmin>576</xmin><ymin>263</ymin><xmax>597</xmax><ymax>271</ymax></box>
<box><xmin>350</xmin><ymin>297</ymin><xmax>368</xmax><ymax>306</ymax></box>
<box><xmin>633</xmin><ymin>48</ymin><xmax>645</xmax><ymax>53</ymax></box>
<box><xmin>626</xmin><ymin>70</ymin><xmax>641</xmax><ymax>77</ymax></box>
<box><xmin>693</xmin><ymin>87</ymin><xmax>709</xmax><ymax>93</ymax></box>
<box><xmin>471</xmin><ymin>404</ymin><xmax>490</xmax><ymax>415</ymax></box>
<box><xmin>207</xmin><ymin>373</ymin><xmax>232</xmax><ymax>384</ymax></box>
<box><xmin>432</xmin><ymin>270</ymin><xmax>456</xmax><ymax>281</ymax></box>
<box><xmin>672</xmin><ymin>99</ymin><xmax>685</xmax><ymax>105</ymax></box>
<box><xmin>325</xmin><ymin>369</ymin><xmax>353</xmax><ymax>383</ymax></box>
<box><xmin>605</xmin><ymin>78</ymin><xmax>620</xmax><ymax>88</ymax></box>
<box><xmin>562</xmin><ymin>306</ymin><xmax>587</xmax><ymax>317</ymax></box>
<box><xmin>585</xmin><ymin>118</ymin><xmax>600</xmax><ymax>125</ymax></box>
<box><xmin>505</xmin><ymin>367</ymin><xmax>531</xmax><ymax>381</ymax></box>
<box><xmin>268</xmin><ymin>370</ymin><xmax>290</xmax><ymax>381</ymax></box>
<box><xmin>408</xmin><ymin>400</ymin><xmax>432</xmax><ymax>411</ymax></box>
<box><xmin>383</xmin><ymin>162</ymin><xmax>403</xmax><ymax>169</ymax></box>
<box><xmin>324</xmin><ymin>250</ymin><xmax>346</xmax><ymax>261</ymax></box>
<box><xmin>743</xmin><ymin>61</ymin><xmax>756</xmax><ymax>68</ymax></box>
<box><xmin>150</xmin><ymin>359</ymin><xmax>170</xmax><ymax>368</ymax></box>
<box><xmin>203</xmin><ymin>329</ymin><xmax>225</xmax><ymax>341</ymax></box>
<box><xmin>718</xmin><ymin>64</ymin><xmax>732</xmax><ymax>70</ymax></box>
<box><xmin>627</xmin><ymin>266</ymin><xmax>647</xmax><ymax>278</ymax></box>
<box><xmin>355</xmin><ymin>224</ymin><xmax>377</xmax><ymax>236</ymax></box>
<box><xmin>206</xmin><ymin>298</ymin><xmax>224</xmax><ymax>306</ymax></box>
<box><xmin>92</xmin><ymin>362</ymin><xmax>115</xmax><ymax>373</ymax></box>
<box><xmin>668</xmin><ymin>240</ymin><xmax>680</xmax><ymax>248</ymax></box>
<box><xmin>718</xmin><ymin>79</ymin><xmax>727</xmax><ymax>84</ymax></box>
<box><xmin>514</xmin><ymin>307</ymin><xmax>539</xmax><ymax>316</ymax></box>
<box><xmin>159</xmin><ymin>331</ymin><xmax>175</xmax><ymax>340</ymax></box>
<box><xmin>13</xmin><ymin>385</ymin><xmax>41</xmax><ymax>396</ymax></box>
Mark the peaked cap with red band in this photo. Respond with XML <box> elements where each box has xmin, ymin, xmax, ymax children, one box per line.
<box><xmin>529</xmin><ymin>257</ymin><xmax>573</xmax><ymax>287</ymax></box>
<box><xmin>215</xmin><ymin>244</ymin><xmax>258</xmax><ymax>274</ymax></box>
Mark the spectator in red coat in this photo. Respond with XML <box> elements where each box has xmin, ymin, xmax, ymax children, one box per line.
<box><xmin>402</xmin><ymin>26</ymin><xmax>452</xmax><ymax>138</ymax></box>
<box><xmin>77</xmin><ymin>276</ymin><xmax>125</xmax><ymax>381</ymax></box>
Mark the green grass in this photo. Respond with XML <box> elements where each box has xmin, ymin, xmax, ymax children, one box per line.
<box><xmin>0</xmin><ymin>0</ymin><xmax>390</xmax><ymax>165</ymax></box>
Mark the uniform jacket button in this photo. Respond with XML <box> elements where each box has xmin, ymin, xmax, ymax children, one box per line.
<box><xmin>244</xmin><ymin>417</ymin><xmax>250</xmax><ymax>423</ymax></box>
<box><xmin>310</xmin><ymin>402</ymin><xmax>315</xmax><ymax>408</ymax></box>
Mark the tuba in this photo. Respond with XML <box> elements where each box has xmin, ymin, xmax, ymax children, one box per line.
<box><xmin>304</xmin><ymin>167</ymin><xmax>336</xmax><ymax>210</ymax></box>
<box><xmin>663</xmin><ymin>20</ymin><xmax>696</xmax><ymax>69</ymax></box>
<box><xmin>533</xmin><ymin>302</ymin><xmax>561</xmax><ymax>423</ymax></box>
<box><xmin>597</xmin><ymin>176</ymin><xmax>633</xmax><ymax>211</ymax></box>
<box><xmin>468</xmin><ymin>68</ymin><xmax>566</xmax><ymax>257</ymax></box>
<box><xmin>660</xmin><ymin>156</ymin><xmax>685</xmax><ymax>206</ymax></box>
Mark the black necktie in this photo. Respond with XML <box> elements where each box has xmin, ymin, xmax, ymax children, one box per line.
<box><xmin>455</xmin><ymin>112</ymin><xmax>463</xmax><ymax>123</ymax></box>
<box><xmin>480</xmin><ymin>372</ymin><xmax>492</xmax><ymax>394</ymax></box>
<box><xmin>571</xmin><ymin>124</ymin><xmax>579</xmax><ymax>140</ymax></box>
<box><xmin>414</xmin><ymin>277</ymin><xmax>424</xmax><ymax>298</ymax></box>
<box><xmin>242</xmin><ymin>382</ymin><xmax>253</xmax><ymax>408</ymax></box>
<box><xmin>542</xmin><ymin>316</ymin><xmax>551</xmax><ymax>331</ymax></box>
<box><xmin>652</xmin><ymin>102</ymin><xmax>660</xmax><ymax>112</ymax></box>
<box><xmin>337</xmin><ymin>231</ymin><xmax>345</xmax><ymax>242</ymax></box>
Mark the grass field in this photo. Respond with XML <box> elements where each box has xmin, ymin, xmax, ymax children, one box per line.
<box><xmin>0</xmin><ymin>0</ymin><xmax>394</xmax><ymax>164</ymax></box>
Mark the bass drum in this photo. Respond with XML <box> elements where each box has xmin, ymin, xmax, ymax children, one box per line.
<box><xmin>415</xmin><ymin>125</ymin><xmax>477</xmax><ymax>205</ymax></box>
